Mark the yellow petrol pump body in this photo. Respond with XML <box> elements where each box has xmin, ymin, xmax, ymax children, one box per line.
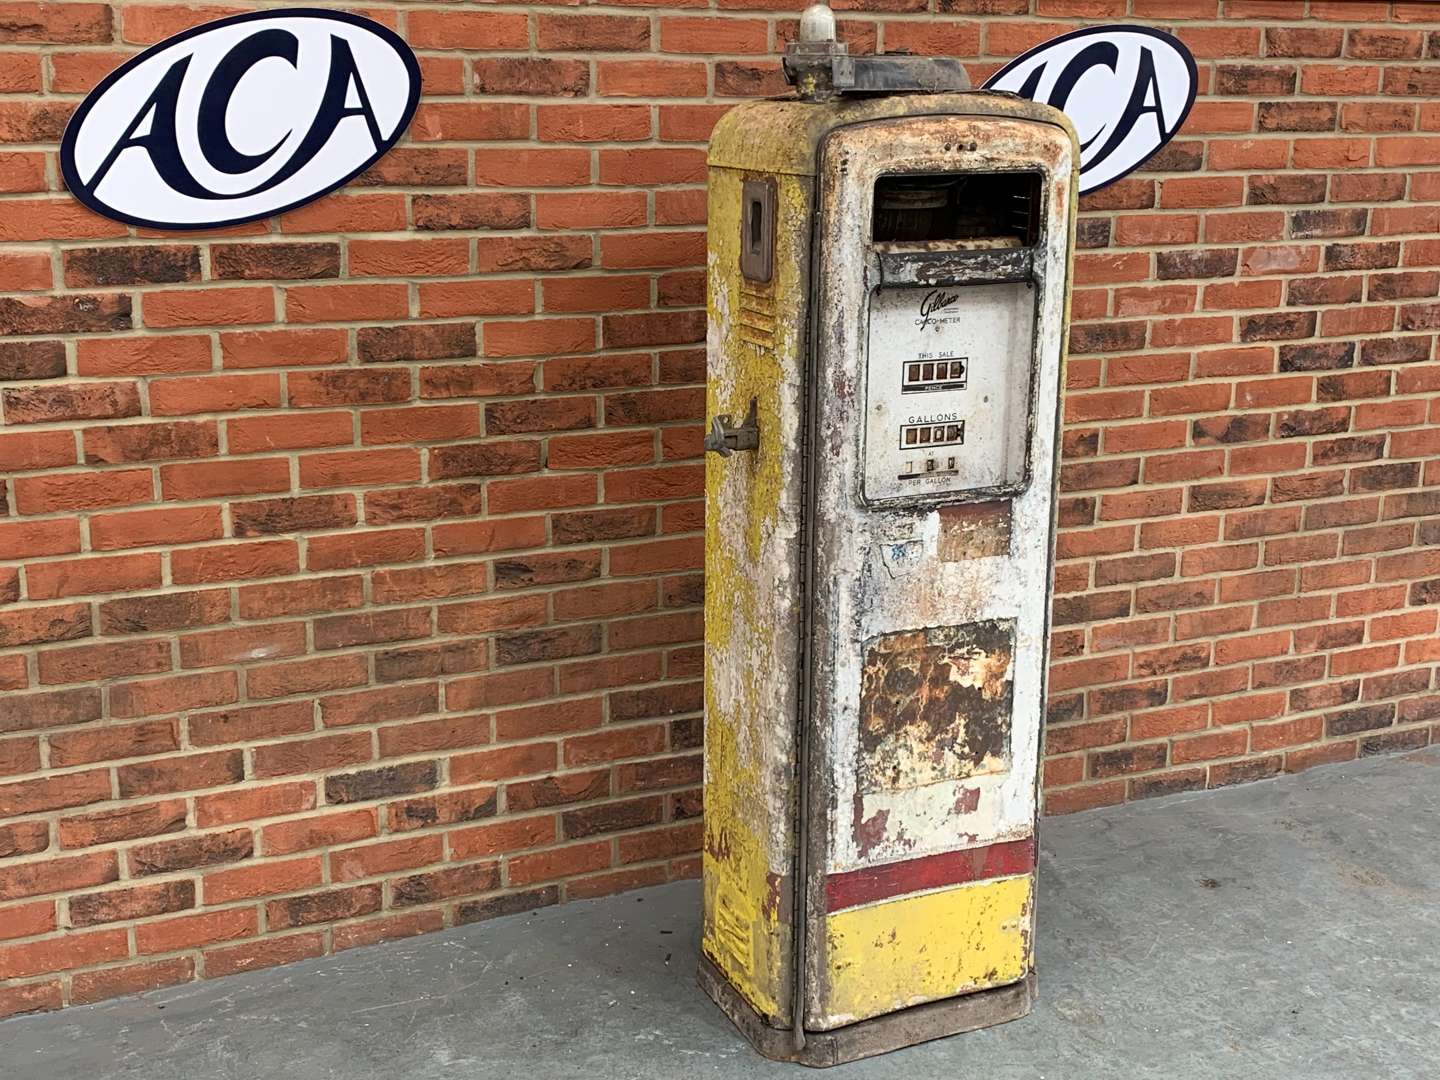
<box><xmin>700</xmin><ymin>6</ymin><xmax>1079</xmax><ymax>1066</ymax></box>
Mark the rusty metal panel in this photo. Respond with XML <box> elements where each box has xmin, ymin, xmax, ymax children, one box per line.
<box><xmin>857</xmin><ymin>620</ymin><xmax>1016</xmax><ymax>795</ymax></box>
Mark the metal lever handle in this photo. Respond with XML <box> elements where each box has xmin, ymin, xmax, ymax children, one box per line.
<box><xmin>703</xmin><ymin>398</ymin><xmax>760</xmax><ymax>458</ymax></box>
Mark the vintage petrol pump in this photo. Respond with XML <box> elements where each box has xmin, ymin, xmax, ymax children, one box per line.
<box><xmin>699</xmin><ymin>5</ymin><xmax>1078</xmax><ymax>1065</ymax></box>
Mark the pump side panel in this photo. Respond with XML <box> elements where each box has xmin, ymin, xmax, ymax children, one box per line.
<box><xmin>701</xmin><ymin>162</ymin><xmax>812</xmax><ymax>1026</ymax></box>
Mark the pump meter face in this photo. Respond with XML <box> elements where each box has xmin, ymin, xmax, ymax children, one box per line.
<box><xmin>863</xmin><ymin>281</ymin><xmax>1035</xmax><ymax>502</ymax></box>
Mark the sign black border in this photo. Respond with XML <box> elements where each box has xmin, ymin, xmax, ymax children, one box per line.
<box><xmin>59</xmin><ymin>7</ymin><xmax>423</xmax><ymax>232</ymax></box>
<box><xmin>982</xmin><ymin>24</ymin><xmax>1199</xmax><ymax>195</ymax></box>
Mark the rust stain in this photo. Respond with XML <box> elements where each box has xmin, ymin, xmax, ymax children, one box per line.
<box><xmin>852</xmin><ymin>798</ymin><xmax>890</xmax><ymax>860</ymax></box>
<box><xmin>856</xmin><ymin>620</ymin><xmax>1016</xmax><ymax>794</ymax></box>
<box><xmin>937</xmin><ymin>500</ymin><xmax>1013</xmax><ymax>561</ymax></box>
<box><xmin>704</xmin><ymin>824</ymin><xmax>732</xmax><ymax>862</ymax></box>
<box><xmin>762</xmin><ymin>870</ymin><xmax>789</xmax><ymax>922</ymax></box>
<box><xmin>954</xmin><ymin>786</ymin><xmax>981</xmax><ymax>814</ymax></box>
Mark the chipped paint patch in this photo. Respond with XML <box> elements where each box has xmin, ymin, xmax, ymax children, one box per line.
<box><xmin>851</xmin><ymin>799</ymin><xmax>890</xmax><ymax>860</ymax></box>
<box><xmin>938</xmin><ymin>501</ymin><xmax>1013</xmax><ymax>561</ymax></box>
<box><xmin>857</xmin><ymin>620</ymin><xmax>1016</xmax><ymax>795</ymax></box>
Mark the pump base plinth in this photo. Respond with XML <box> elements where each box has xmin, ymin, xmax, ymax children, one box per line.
<box><xmin>697</xmin><ymin>954</ymin><xmax>1036</xmax><ymax>1068</ymax></box>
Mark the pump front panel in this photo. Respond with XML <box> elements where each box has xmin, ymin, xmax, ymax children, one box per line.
<box><xmin>803</xmin><ymin>114</ymin><xmax>1075</xmax><ymax>1031</ymax></box>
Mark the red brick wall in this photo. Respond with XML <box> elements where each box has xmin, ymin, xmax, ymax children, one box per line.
<box><xmin>1</xmin><ymin>0</ymin><xmax>1438</xmax><ymax>1017</ymax></box>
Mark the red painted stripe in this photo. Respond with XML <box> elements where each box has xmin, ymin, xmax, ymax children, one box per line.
<box><xmin>824</xmin><ymin>837</ymin><xmax>1036</xmax><ymax>912</ymax></box>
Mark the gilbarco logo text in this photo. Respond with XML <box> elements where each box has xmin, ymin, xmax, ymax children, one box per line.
<box><xmin>61</xmin><ymin>9</ymin><xmax>421</xmax><ymax>231</ymax></box>
<box><xmin>916</xmin><ymin>289</ymin><xmax>962</xmax><ymax>331</ymax></box>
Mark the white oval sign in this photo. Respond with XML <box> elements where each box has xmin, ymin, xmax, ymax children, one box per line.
<box><xmin>61</xmin><ymin>9</ymin><xmax>420</xmax><ymax>230</ymax></box>
<box><xmin>984</xmin><ymin>25</ymin><xmax>1197</xmax><ymax>195</ymax></box>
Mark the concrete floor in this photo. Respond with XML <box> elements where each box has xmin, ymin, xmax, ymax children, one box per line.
<box><xmin>4</xmin><ymin>747</ymin><xmax>1439</xmax><ymax>1080</ymax></box>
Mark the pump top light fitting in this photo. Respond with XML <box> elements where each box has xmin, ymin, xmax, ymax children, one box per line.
<box><xmin>782</xmin><ymin>1</ymin><xmax>971</xmax><ymax>102</ymax></box>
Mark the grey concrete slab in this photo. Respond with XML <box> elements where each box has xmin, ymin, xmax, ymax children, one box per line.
<box><xmin>4</xmin><ymin>747</ymin><xmax>1439</xmax><ymax>1080</ymax></box>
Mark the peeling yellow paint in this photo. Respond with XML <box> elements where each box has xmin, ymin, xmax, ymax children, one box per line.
<box><xmin>701</xmin><ymin>161</ymin><xmax>812</xmax><ymax>1025</ymax></box>
<box><xmin>701</xmin><ymin>680</ymin><xmax>780</xmax><ymax>1016</ymax></box>
<box><xmin>822</xmin><ymin>875</ymin><xmax>1033</xmax><ymax>1027</ymax></box>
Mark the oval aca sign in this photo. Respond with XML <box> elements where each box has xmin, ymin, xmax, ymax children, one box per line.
<box><xmin>61</xmin><ymin>9</ymin><xmax>420</xmax><ymax>230</ymax></box>
<box><xmin>984</xmin><ymin>25</ymin><xmax>1197</xmax><ymax>194</ymax></box>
